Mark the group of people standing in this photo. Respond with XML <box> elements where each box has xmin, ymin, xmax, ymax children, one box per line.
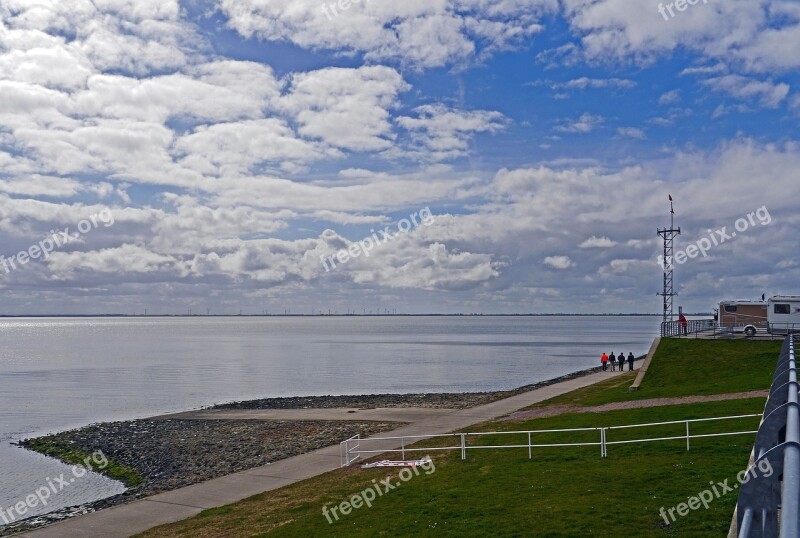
<box><xmin>600</xmin><ymin>351</ymin><xmax>635</xmax><ymax>372</ymax></box>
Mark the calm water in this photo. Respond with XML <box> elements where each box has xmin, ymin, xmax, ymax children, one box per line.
<box><xmin>0</xmin><ymin>315</ymin><xmax>660</xmax><ymax>523</ymax></box>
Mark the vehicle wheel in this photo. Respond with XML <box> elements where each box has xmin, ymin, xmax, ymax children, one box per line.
<box><xmin>744</xmin><ymin>326</ymin><xmax>757</xmax><ymax>337</ymax></box>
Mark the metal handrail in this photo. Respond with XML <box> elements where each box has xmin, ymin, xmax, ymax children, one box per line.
<box><xmin>781</xmin><ymin>336</ymin><xmax>799</xmax><ymax>536</ymax></box>
<box><xmin>768</xmin><ymin>323</ymin><xmax>800</xmax><ymax>335</ymax></box>
<box><xmin>341</xmin><ymin>413</ymin><xmax>761</xmax><ymax>467</ymax></box>
<box><xmin>661</xmin><ymin>318</ymin><xmax>715</xmax><ymax>337</ymax></box>
<box><xmin>735</xmin><ymin>335</ymin><xmax>799</xmax><ymax>537</ymax></box>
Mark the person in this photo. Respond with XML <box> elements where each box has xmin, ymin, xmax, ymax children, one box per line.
<box><xmin>627</xmin><ymin>352</ymin><xmax>635</xmax><ymax>371</ymax></box>
<box><xmin>601</xmin><ymin>352</ymin><xmax>608</xmax><ymax>371</ymax></box>
<box><xmin>679</xmin><ymin>313</ymin><xmax>688</xmax><ymax>336</ymax></box>
<box><xmin>617</xmin><ymin>353</ymin><xmax>624</xmax><ymax>372</ymax></box>
<box><xmin>609</xmin><ymin>352</ymin><xmax>616</xmax><ymax>371</ymax></box>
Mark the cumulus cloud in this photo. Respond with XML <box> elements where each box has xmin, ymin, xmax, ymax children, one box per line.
<box><xmin>558</xmin><ymin>0</ymin><xmax>800</xmax><ymax>84</ymax></box>
<box><xmin>543</xmin><ymin>255</ymin><xmax>575</xmax><ymax>269</ymax></box>
<box><xmin>0</xmin><ymin>0</ymin><xmax>198</xmax><ymax>76</ymax></box>
<box><xmin>395</xmin><ymin>104</ymin><xmax>509</xmax><ymax>161</ymax></box>
<box><xmin>616</xmin><ymin>127</ymin><xmax>646</xmax><ymax>140</ymax></box>
<box><xmin>702</xmin><ymin>75</ymin><xmax>790</xmax><ymax>108</ymax></box>
<box><xmin>556</xmin><ymin>113</ymin><xmax>604</xmax><ymax>133</ymax></box>
<box><xmin>214</xmin><ymin>0</ymin><xmax>557</xmax><ymax>70</ymax></box>
<box><xmin>279</xmin><ymin>66</ymin><xmax>409</xmax><ymax>152</ymax></box>
<box><xmin>658</xmin><ymin>89</ymin><xmax>681</xmax><ymax>105</ymax></box>
<box><xmin>579</xmin><ymin>236</ymin><xmax>618</xmax><ymax>248</ymax></box>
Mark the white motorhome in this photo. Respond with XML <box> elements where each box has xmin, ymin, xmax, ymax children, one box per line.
<box><xmin>768</xmin><ymin>296</ymin><xmax>800</xmax><ymax>334</ymax></box>
<box><xmin>718</xmin><ymin>300</ymin><xmax>768</xmax><ymax>337</ymax></box>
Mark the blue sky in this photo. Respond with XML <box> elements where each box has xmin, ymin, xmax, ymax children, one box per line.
<box><xmin>0</xmin><ymin>0</ymin><xmax>798</xmax><ymax>314</ymax></box>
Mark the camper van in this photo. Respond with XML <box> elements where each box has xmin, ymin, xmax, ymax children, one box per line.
<box><xmin>718</xmin><ymin>300</ymin><xmax>768</xmax><ymax>337</ymax></box>
<box><xmin>768</xmin><ymin>296</ymin><xmax>800</xmax><ymax>334</ymax></box>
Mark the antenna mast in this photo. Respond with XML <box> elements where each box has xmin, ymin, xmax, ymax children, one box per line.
<box><xmin>657</xmin><ymin>195</ymin><xmax>681</xmax><ymax>323</ymax></box>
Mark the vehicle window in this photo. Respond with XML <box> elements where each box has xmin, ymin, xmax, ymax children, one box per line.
<box><xmin>774</xmin><ymin>304</ymin><xmax>791</xmax><ymax>315</ymax></box>
<box><xmin>724</xmin><ymin>305</ymin><xmax>738</xmax><ymax>313</ymax></box>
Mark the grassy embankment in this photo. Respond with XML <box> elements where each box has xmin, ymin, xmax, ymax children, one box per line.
<box><xmin>20</xmin><ymin>438</ymin><xmax>143</xmax><ymax>487</ymax></box>
<box><xmin>138</xmin><ymin>339</ymin><xmax>780</xmax><ymax>537</ymax></box>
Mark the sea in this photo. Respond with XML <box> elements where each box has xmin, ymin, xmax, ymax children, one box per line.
<box><xmin>0</xmin><ymin>315</ymin><xmax>661</xmax><ymax>523</ymax></box>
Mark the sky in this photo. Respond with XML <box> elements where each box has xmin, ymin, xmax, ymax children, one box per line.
<box><xmin>0</xmin><ymin>0</ymin><xmax>799</xmax><ymax>315</ymax></box>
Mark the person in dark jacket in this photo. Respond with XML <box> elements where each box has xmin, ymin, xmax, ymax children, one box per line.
<box><xmin>627</xmin><ymin>352</ymin><xmax>635</xmax><ymax>371</ymax></box>
<box><xmin>617</xmin><ymin>353</ymin><xmax>624</xmax><ymax>372</ymax></box>
<box><xmin>609</xmin><ymin>352</ymin><xmax>616</xmax><ymax>371</ymax></box>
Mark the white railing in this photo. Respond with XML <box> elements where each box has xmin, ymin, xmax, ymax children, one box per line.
<box><xmin>341</xmin><ymin>433</ymin><xmax>362</xmax><ymax>467</ymax></box>
<box><xmin>340</xmin><ymin>414</ymin><xmax>762</xmax><ymax>467</ymax></box>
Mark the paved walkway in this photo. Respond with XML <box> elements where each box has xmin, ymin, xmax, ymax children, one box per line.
<box><xmin>23</xmin><ymin>365</ymin><xmax>639</xmax><ymax>538</ymax></box>
<box><xmin>502</xmin><ymin>389</ymin><xmax>769</xmax><ymax>421</ymax></box>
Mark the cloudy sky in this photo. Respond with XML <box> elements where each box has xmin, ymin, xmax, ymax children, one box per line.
<box><xmin>0</xmin><ymin>0</ymin><xmax>798</xmax><ymax>315</ymax></box>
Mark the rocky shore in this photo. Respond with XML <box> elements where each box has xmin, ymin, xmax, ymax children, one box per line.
<box><xmin>214</xmin><ymin>363</ymin><xmax>611</xmax><ymax>411</ymax></box>
<box><xmin>5</xmin><ymin>363</ymin><xmax>623</xmax><ymax>535</ymax></box>
<box><xmin>5</xmin><ymin>419</ymin><xmax>395</xmax><ymax>536</ymax></box>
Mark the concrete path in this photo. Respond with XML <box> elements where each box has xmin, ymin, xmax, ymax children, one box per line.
<box><xmin>503</xmin><ymin>389</ymin><xmax>769</xmax><ymax>421</ymax></box>
<box><xmin>22</xmin><ymin>364</ymin><xmax>639</xmax><ymax>538</ymax></box>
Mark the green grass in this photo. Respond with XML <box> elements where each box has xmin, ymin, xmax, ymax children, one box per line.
<box><xmin>20</xmin><ymin>438</ymin><xmax>143</xmax><ymax>487</ymax></box>
<box><xmin>137</xmin><ymin>398</ymin><xmax>764</xmax><ymax>538</ymax></box>
<box><xmin>532</xmin><ymin>339</ymin><xmax>780</xmax><ymax>408</ymax></box>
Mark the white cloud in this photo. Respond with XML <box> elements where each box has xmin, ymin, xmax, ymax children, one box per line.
<box><xmin>46</xmin><ymin>244</ymin><xmax>180</xmax><ymax>278</ymax></box>
<box><xmin>679</xmin><ymin>64</ymin><xmax>727</xmax><ymax>77</ymax></box>
<box><xmin>395</xmin><ymin>104</ymin><xmax>509</xmax><ymax>161</ymax></box>
<box><xmin>702</xmin><ymin>75</ymin><xmax>790</xmax><ymax>108</ymax></box>
<box><xmin>579</xmin><ymin>236</ymin><xmax>617</xmax><ymax>248</ymax></box>
<box><xmin>0</xmin><ymin>0</ymin><xmax>198</xmax><ymax>76</ymax></box>
<box><xmin>543</xmin><ymin>255</ymin><xmax>575</xmax><ymax>269</ymax></box>
<box><xmin>556</xmin><ymin>113</ymin><xmax>604</xmax><ymax>133</ymax></box>
<box><xmin>616</xmin><ymin>127</ymin><xmax>646</xmax><ymax>140</ymax></box>
<box><xmin>215</xmin><ymin>0</ymin><xmax>558</xmax><ymax>70</ymax></box>
<box><xmin>174</xmin><ymin>119</ymin><xmax>337</xmax><ymax>175</ymax></box>
<box><xmin>658</xmin><ymin>89</ymin><xmax>681</xmax><ymax>105</ymax></box>
<box><xmin>279</xmin><ymin>66</ymin><xmax>409</xmax><ymax>152</ymax></box>
<box><xmin>551</xmin><ymin>77</ymin><xmax>636</xmax><ymax>90</ymax></box>
<box><xmin>559</xmin><ymin>0</ymin><xmax>800</xmax><ymax>77</ymax></box>
<box><xmin>0</xmin><ymin>175</ymin><xmax>82</xmax><ymax>198</ymax></box>
<box><xmin>600</xmin><ymin>258</ymin><xmax>652</xmax><ymax>275</ymax></box>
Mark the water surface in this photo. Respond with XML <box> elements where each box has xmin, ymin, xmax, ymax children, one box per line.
<box><xmin>0</xmin><ymin>315</ymin><xmax>660</xmax><ymax>522</ymax></box>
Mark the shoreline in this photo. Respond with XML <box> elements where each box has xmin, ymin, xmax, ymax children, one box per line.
<box><xmin>3</xmin><ymin>360</ymin><xmax>641</xmax><ymax>536</ymax></box>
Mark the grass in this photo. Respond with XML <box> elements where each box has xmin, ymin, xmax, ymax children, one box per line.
<box><xmin>531</xmin><ymin>338</ymin><xmax>780</xmax><ymax>408</ymax></box>
<box><xmin>137</xmin><ymin>398</ymin><xmax>764</xmax><ymax>537</ymax></box>
<box><xmin>20</xmin><ymin>438</ymin><xmax>143</xmax><ymax>487</ymax></box>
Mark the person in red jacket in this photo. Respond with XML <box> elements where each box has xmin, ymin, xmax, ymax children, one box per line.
<box><xmin>679</xmin><ymin>313</ymin><xmax>688</xmax><ymax>336</ymax></box>
<box><xmin>600</xmin><ymin>352</ymin><xmax>609</xmax><ymax>371</ymax></box>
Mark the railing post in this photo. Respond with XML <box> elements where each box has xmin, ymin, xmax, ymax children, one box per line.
<box><xmin>461</xmin><ymin>433</ymin><xmax>467</xmax><ymax>461</ymax></box>
<box><xmin>686</xmin><ymin>421</ymin><xmax>690</xmax><ymax>451</ymax></box>
<box><xmin>528</xmin><ymin>432</ymin><xmax>532</xmax><ymax>459</ymax></box>
<box><xmin>401</xmin><ymin>438</ymin><xmax>405</xmax><ymax>460</ymax></box>
<box><xmin>600</xmin><ymin>428</ymin><xmax>606</xmax><ymax>458</ymax></box>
